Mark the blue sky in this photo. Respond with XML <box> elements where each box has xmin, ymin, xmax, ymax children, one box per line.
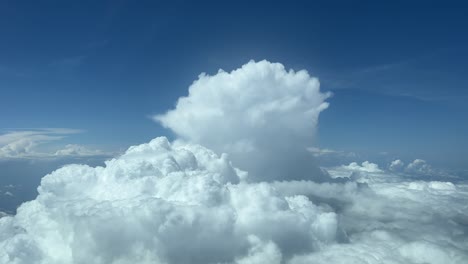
<box><xmin>1</xmin><ymin>0</ymin><xmax>467</xmax><ymax>180</ymax></box>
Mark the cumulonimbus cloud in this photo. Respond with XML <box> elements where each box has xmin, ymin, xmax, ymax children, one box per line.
<box><xmin>1</xmin><ymin>61</ymin><xmax>467</xmax><ymax>264</ymax></box>
<box><xmin>155</xmin><ymin>60</ymin><xmax>331</xmax><ymax>182</ymax></box>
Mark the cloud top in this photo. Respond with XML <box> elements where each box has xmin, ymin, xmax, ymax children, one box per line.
<box><xmin>155</xmin><ymin>60</ymin><xmax>331</xmax><ymax>182</ymax></box>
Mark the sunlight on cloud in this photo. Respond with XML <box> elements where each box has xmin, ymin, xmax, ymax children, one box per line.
<box><xmin>0</xmin><ymin>61</ymin><xmax>467</xmax><ymax>264</ymax></box>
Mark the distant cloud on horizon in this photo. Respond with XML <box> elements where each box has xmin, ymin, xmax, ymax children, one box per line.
<box><xmin>0</xmin><ymin>128</ymin><xmax>112</xmax><ymax>160</ymax></box>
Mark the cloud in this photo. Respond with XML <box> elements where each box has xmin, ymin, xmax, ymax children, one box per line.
<box><xmin>54</xmin><ymin>144</ymin><xmax>107</xmax><ymax>157</ymax></box>
<box><xmin>155</xmin><ymin>60</ymin><xmax>331</xmax><ymax>182</ymax></box>
<box><xmin>307</xmin><ymin>147</ymin><xmax>340</xmax><ymax>157</ymax></box>
<box><xmin>0</xmin><ymin>137</ymin><xmax>339</xmax><ymax>264</ymax></box>
<box><xmin>324</xmin><ymin>161</ymin><xmax>384</xmax><ymax>183</ymax></box>
<box><xmin>307</xmin><ymin>147</ymin><xmax>357</xmax><ymax>158</ymax></box>
<box><xmin>389</xmin><ymin>159</ymin><xmax>405</xmax><ymax>171</ymax></box>
<box><xmin>1</xmin><ymin>61</ymin><xmax>467</xmax><ymax>264</ymax></box>
<box><xmin>0</xmin><ymin>129</ymin><xmax>109</xmax><ymax>159</ymax></box>
<box><xmin>345</xmin><ymin>161</ymin><xmax>383</xmax><ymax>173</ymax></box>
<box><xmin>235</xmin><ymin>236</ymin><xmax>282</xmax><ymax>264</ymax></box>
<box><xmin>405</xmin><ymin>159</ymin><xmax>433</xmax><ymax>174</ymax></box>
<box><xmin>274</xmin><ymin>169</ymin><xmax>468</xmax><ymax>264</ymax></box>
<box><xmin>0</xmin><ymin>130</ymin><xmax>65</xmax><ymax>158</ymax></box>
<box><xmin>388</xmin><ymin>159</ymin><xmax>451</xmax><ymax>179</ymax></box>
<box><xmin>1</xmin><ymin>138</ymin><xmax>467</xmax><ymax>263</ymax></box>
<box><xmin>307</xmin><ymin>147</ymin><xmax>359</xmax><ymax>168</ymax></box>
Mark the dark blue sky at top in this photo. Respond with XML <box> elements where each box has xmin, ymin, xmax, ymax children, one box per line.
<box><xmin>1</xmin><ymin>0</ymin><xmax>467</xmax><ymax>169</ymax></box>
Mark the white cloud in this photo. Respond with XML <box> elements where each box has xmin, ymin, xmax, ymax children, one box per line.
<box><xmin>1</xmin><ymin>138</ymin><xmax>467</xmax><ymax>263</ymax></box>
<box><xmin>0</xmin><ymin>132</ymin><xmax>62</xmax><ymax>158</ymax></box>
<box><xmin>54</xmin><ymin>144</ymin><xmax>107</xmax><ymax>157</ymax></box>
<box><xmin>1</xmin><ymin>61</ymin><xmax>467</xmax><ymax>264</ymax></box>
<box><xmin>405</xmin><ymin>159</ymin><xmax>433</xmax><ymax>174</ymax></box>
<box><xmin>344</xmin><ymin>161</ymin><xmax>383</xmax><ymax>173</ymax></box>
<box><xmin>324</xmin><ymin>161</ymin><xmax>384</xmax><ymax>183</ymax></box>
<box><xmin>0</xmin><ymin>137</ymin><xmax>339</xmax><ymax>264</ymax></box>
<box><xmin>388</xmin><ymin>159</ymin><xmax>447</xmax><ymax>178</ymax></box>
<box><xmin>307</xmin><ymin>147</ymin><xmax>338</xmax><ymax>157</ymax></box>
<box><xmin>235</xmin><ymin>236</ymin><xmax>282</xmax><ymax>264</ymax></box>
<box><xmin>0</xmin><ymin>128</ymin><xmax>82</xmax><ymax>146</ymax></box>
<box><xmin>307</xmin><ymin>147</ymin><xmax>356</xmax><ymax>158</ymax></box>
<box><xmin>0</xmin><ymin>129</ymin><xmax>109</xmax><ymax>159</ymax></box>
<box><xmin>155</xmin><ymin>60</ymin><xmax>331</xmax><ymax>182</ymax></box>
<box><xmin>389</xmin><ymin>159</ymin><xmax>405</xmax><ymax>171</ymax></box>
<box><xmin>275</xmin><ymin>170</ymin><xmax>468</xmax><ymax>264</ymax></box>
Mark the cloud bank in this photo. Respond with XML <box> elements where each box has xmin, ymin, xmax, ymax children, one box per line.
<box><xmin>0</xmin><ymin>129</ymin><xmax>110</xmax><ymax>159</ymax></box>
<box><xmin>1</xmin><ymin>61</ymin><xmax>467</xmax><ymax>264</ymax></box>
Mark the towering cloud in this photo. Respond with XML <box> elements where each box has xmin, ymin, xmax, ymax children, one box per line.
<box><xmin>155</xmin><ymin>60</ymin><xmax>331</xmax><ymax>182</ymax></box>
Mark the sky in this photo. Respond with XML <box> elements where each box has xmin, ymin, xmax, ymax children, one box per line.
<box><xmin>1</xmin><ymin>1</ymin><xmax>467</xmax><ymax>168</ymax></box>
<box><xmin>1</xmin><ymin>1</ymin><xmax>468</xmax><ymax>263</ymax></box>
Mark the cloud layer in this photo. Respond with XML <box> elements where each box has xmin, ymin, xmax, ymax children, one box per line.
<box><xmin>0</xmin><ymin>129</ymin><xmax>109</xmax><ymax>159</ymax></box>
<box><xmin>1</xmin><ymin>137</ymin><xmax>467</xmax><ymax>264</ymax></box>
<box><xmin>1</xmin><ymin>61</ymin><xmax>467</xmax><ymax>264</ymax></box>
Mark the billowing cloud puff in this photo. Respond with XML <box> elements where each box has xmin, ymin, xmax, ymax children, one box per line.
<box><xmin>325</xmin><ymin>161</ymin><xmax>383</xmax><ymax>182</ymax></box>
<box><xmin>344</xmin><ymin>161</ymin><xmax>383</xmax><ymax>173</ymax></box>
<box><xmin>389</xmin><ymin>159</ymin><xmax>405</xmax><ymax>171</ymax></box>
<box><xmin>0</xmin><ymin>137</ymin><xmax>338</xmax><ymax>264</ymax></box>
<box><xmin>405</xmin><ymin>159</ymin><xmax>433</xmax><ymax>174</ymax></box>
<box><xmin>155</xmin><ymin>60</ymin><xmax>331</xmax><ymax>182</ymax></box>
